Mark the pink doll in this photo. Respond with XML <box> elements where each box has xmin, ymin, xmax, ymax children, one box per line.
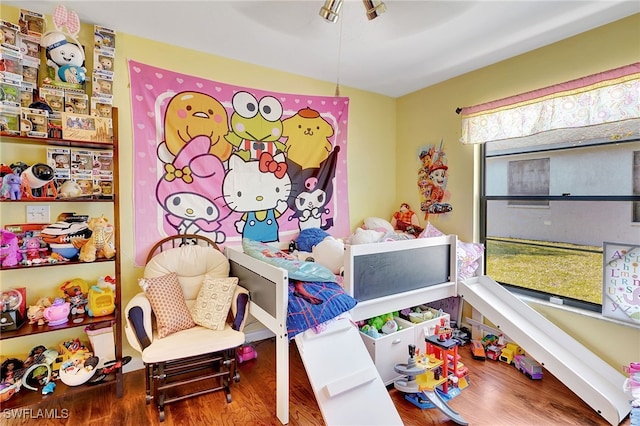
<box><xmin>20</xmin><ymin>237</ymin><xmax>47</xmax><ymax>263</ymax></box>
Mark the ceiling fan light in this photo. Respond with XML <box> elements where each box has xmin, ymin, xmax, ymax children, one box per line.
<box><xmin>362</xmin><ymin>0</ymin><xmax>386</xmax><ymax>20</ymax></box>
<box><xmin>319</xmin><ymin>0</ymin><xmax>343</xmax><ymax>23</ymax></box>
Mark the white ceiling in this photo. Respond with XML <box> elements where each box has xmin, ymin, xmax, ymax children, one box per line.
<box><xmin>7</xmin><ymin>0</ymin><xmax>640</xmax><ymax>97</ymax></box>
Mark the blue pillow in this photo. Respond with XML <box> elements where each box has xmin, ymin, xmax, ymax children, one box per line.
<box><xmin>242</xmin><ymin>239</ymin><xmax>337</xmax><ymax>283</ymax></box>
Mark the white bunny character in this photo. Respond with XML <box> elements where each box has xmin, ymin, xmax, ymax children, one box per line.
<box><xmin>40</xmin><ymin>5</ymin><xmax>86</xmax><ymax>85</ymax></box>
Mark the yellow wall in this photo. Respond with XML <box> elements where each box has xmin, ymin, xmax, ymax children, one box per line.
<box><xmin>396</xmin><ymin>14</ymin><xmax>640</xmax><ymax>369</ymax></box>
<box><xmin>1</xmin><ymin>3</ymin><xmax>638</xmax><ymax>373</ymax></box>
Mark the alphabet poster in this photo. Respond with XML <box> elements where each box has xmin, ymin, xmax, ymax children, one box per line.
<box><xmin>128</xmin><ymin>61</ymin><xmax>350</xmax><ymax>266</ymax></box>
<box><xmin>602</xmin><ymin>242</ymin><xmax>640</xmax><ymax>324</ymax></box>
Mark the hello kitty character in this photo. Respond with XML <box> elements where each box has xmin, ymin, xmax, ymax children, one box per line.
<box><xmin>40</xmin><ymin>5</ymin><xmax>86</xmax><ymax>85</ymax></box>
<box><xmin>223</xmin><ymin>152</ymin><xmax>291</xmax><ymax>243</ymax></box>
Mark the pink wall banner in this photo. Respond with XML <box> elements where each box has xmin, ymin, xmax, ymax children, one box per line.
<box><xmin>128</xmin><ymin>61</ymin><xmax>350</xmax><ymax>266</ymax></box>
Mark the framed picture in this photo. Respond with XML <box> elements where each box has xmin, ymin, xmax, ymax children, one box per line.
<box><xmin>602</xmin><ymin>242</ymin><xmax>640</xmax><ymax>325</ymax></box>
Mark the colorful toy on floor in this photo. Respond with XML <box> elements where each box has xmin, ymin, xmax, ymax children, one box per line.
<box><xmin>394</xmin><ymin>344</ymin><xmax>468</xmax><ymax>425</ymax></box>
<box><xmin>236</xmin><ymin>345</ymin><xmax>258</xmax><ymax>363</ymax></box>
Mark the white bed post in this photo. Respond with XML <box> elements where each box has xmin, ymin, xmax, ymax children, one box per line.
<box><xmin>276</xmin><ymin>269</ymin><xmax>290</xmax><ymax>425</ymax></box>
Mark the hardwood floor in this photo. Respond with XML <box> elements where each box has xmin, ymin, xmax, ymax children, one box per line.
<box><xmin>4</xmin><ymin>337</ymin><xmax>632</xmax><ymax>425</ymax></box>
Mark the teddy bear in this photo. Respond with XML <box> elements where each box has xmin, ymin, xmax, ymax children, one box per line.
<box><xmin>79</xmin><ymin>215</ymin><xmax>116</xmax><ymax>262</ymax></box>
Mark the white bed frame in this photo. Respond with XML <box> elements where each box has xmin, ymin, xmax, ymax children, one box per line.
<box><xmin>225</xmin><ymin>234</ymin><xmax>458</xmax><ymax>425</ymax></box>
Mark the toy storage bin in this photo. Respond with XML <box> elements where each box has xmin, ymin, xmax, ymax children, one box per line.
<box><xmin>359</xmin><ymin>317</ymin><xmax>415</xmax><ymax>385</ymax></box>
<box><xmin>411</xmin><ymin>307</ymin><xmax>450</xmax><ymax>349</ymax></box>
<box><xmin>85</xmin><ymin>324</ymin><xmax>115</xmax><ymax>368</ymax></box>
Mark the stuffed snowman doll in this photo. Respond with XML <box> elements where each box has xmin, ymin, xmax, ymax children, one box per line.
<box><xmin>40</xmin><ymin>5</ymin><xmax>86</xmax><ymax>85</ymax></box>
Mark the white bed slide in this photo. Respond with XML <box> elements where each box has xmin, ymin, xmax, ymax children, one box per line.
<box><xmin>458</xmin><ymin>276</ymin><xmax>631</xmax><ymax>426</ymax></box>
<box><xmin>294</xmin><ymin>315</ymin><xmax>403</xmax><ymax>426</ymax></box>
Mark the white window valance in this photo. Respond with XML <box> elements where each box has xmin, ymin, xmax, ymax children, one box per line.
<box><xmin>459</xmin><ymin>62</ymin><xmax>640</xmax><ymax>150</ymax></box>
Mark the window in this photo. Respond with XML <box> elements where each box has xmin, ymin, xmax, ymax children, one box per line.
<box><xmin>507</xmin><ymin>158</ymin><xmax>549</xmax><ymax>206</ymax></box>
<box><xmin>482</xmin><ymin>139</ymin><xmax>640</xmax><ymax>310</ymax></box>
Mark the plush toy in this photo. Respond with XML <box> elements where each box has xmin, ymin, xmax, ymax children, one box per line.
<box><xmin>312</xmin><ymin>237</ymin><xmax>345</xmax><ymax>275</ymax></box>
<box><xmin>0</xmin><ymin>230</ymin><xmax>20</xmax><ymax>267</ymax></box>
<box><xmin>19</xmin><ymin>237</ymin><xmax>47</xmax><ymax>264</ymax></box>
<box><xmin>79</xmin><ymin>215</ymin><xmax>116</xmax><ymax>262</ymax></box>
<box><xmin>1</xmin><ymin>173</ymin><xmax>21</xmax><ymax>200</ymax></box>
<box><xmin>296</xmin><ymin>228</ymin><xmax>330</xmax><ymax>253</ymax></box>
<box><xmin>348</xmin><ymin>228</ymin><xmax>384</xmax><ymax>245</ymax></box>
<box><xmin>40</xmin><ymin>5</ymin><xmax>86</xmax><ymax>85</ymax></box>
<box><xmin>391</xmin><ymin>203</ymin><xmax>424</xmax><ymax>237</ymax></box>
<box><xmin>57</xmin><ymin>180</ymin><xmax>83</xmax><ymax>198</ymax></box>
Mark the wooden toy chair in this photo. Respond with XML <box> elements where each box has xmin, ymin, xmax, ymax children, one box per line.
<box><xmin>124</xmin><ymin>235</ymin><xmax>249</xmax><ymax>421</ymax></box>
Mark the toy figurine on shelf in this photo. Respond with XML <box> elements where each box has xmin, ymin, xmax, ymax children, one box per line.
<box><xmin>1</xmin><ymin>173</ymin><xmax>21</xmax><ymax>200</ymax></box>
<box><xmin>19</xmin><ymin>237</ymin><xmax>47</xmax><ymax>265</ymax></box>
<box><xmin>20</xmin><ymin>163</ymin><xmax>58</xmax><ymax>200</ymax></box>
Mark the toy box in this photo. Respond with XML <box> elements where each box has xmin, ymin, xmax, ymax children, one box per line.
<box><xmin>91</xmin><ymin>70</ymin><xmax>113</xmax><ymax>98</ymax></box>
<box><xmin>4</xmin><ymin>224</ymin><xmax>48</xmax><ymax>249</ymax></box>
<box><xmin>21</xmin><ymin>56</ymin><xmax>39</xmax><ymax>88</ymax></box>
<box><xmin>48</xmin><ymin>112</ymin><xmax>63</xmax><ymax>139</ymax></box>
<box><xmin>0</xmin><ymin>80</ymin><xmax>21</xmax><ymax>108</ymax></box>
<box><xmin>65</xmin><ymin>91</ymin><xmax>89</xmax><ymax>115</ymax></box>
<box><xmin>21</xmin><ymin>107</ymin><xmax>48</xmax><ymax>138</ymax></box>
<box><xmin>94</xmin><ymin>25</ymin><xmax>116</xmax><ymax>52</ymax></box>
<box><xmin>0</xmin><ymin>105</ymin><xmax>20</xmax><ymax>135</ymax></box>
<box><xmin>94</xmin><ymin>47</ymin><xmax>115</xmax><ymax>74</ymax></box>
<box><xmin>47</xmin><ymin>147</ymin><xmax>72</xmax><ymax>185</ymax></box>
<box><xmin>19</xmin><ymin>87</ymin><xmax>33</xmax><ymax>108</ymax></box>
<box><xmin>63</xmin><ymin>113</ymin><xmax>112</xmax><ymax>143</ymax></box>
<box><xmin>0</xmin><ymin>20</ymin><xmax>20</xmax><ymax>51</ymax></box>
<box><xmin>18</xmin><ymin>9</ymin><xmax>46</xmax><ymax>37</ymax></box>
<box><xmin>90</xmin><ymin>96</ymin><xmax>112</xmax><ymax>118</ymax></box>
<box><xmin>17</xmin><ymin>33</ymin><xmax>40</xmax><ymax>60</ymax></box>
<box><xmin>40</xmin><ymin>86</ymin><xmax>65</xmax><ymax>113</ymax></box>
<box><xmin>93</xmin><ymin>150</ymin><xmax>114</xmax><ymax>197</ymax></box>
<box><xmin>0</xmin><ymin>47</ymin><xmax>23</xmax><ymax>83</ymax></box>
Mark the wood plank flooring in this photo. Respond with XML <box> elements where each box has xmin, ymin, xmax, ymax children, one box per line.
<box><xmin>4</xmin><ymin>337</ymin><xmax>632</xmax><ymax>425</ymax></box>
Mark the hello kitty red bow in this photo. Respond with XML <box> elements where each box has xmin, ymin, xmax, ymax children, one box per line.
<box><xmin>259</xmin><ymin>152</ymin><xmax>287</xmax><ymax>179</ymax></box>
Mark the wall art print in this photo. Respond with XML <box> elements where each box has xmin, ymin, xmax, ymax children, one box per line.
<box><xmin>417</xmin><ymin>139</ymin><xmax>452</xmax><ymax>219</ymax></box>
<box><xmin>128</xmin><ymin>61</ymin><xmax>350</xmax><ymax>266</ymax></box>
<box><xmin>602</xmin><ymin>242</ymin><xmax>640</xmax><ymax>324</ymax></box>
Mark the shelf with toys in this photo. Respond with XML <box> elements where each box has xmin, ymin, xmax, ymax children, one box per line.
<box><xmin>1</xmin><ymin>3</ymin><xmax>123</xmax><ymax>409</ymax></box>
<box><xmin>0</xmin><ymin>112</ymin><xmax>122</xmax><ymax>407</ymax></box>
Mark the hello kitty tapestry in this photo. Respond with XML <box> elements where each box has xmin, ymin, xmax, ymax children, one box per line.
<box><xmin>128</xmin><ymin>61</ymin><xmax>350</xmax><ymax>266</ymax></box>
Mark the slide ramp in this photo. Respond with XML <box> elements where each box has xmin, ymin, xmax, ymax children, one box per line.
<box><xmin>294</xmin><ymin>316</ymin><xmax>403</xmax><ymax>425</ymax></box>
<box><xmin>458</xmin><ymin>276</ymin><xmax>630</xmax><ymax>426</ymax></box>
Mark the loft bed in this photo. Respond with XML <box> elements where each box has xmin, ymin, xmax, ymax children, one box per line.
<box><xmin>225</xmin><ymin>233</ymin><xmax>461</xmax><ymax>424</ymax></box>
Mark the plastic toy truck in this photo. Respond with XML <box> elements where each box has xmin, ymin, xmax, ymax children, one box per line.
<box><xmin>514</xmin><ymin>355</ymin><xmax>543</xmax><ymax>379</ymax></box>
<box><xmin>470</xmin><ymin>340</ymin><xmax>486</xmax><ymax>360</ymax></box>
<box><xmin>499</xmin><ymin>342</ymin><xmax>524</xmax><ymax>365</ymax></box>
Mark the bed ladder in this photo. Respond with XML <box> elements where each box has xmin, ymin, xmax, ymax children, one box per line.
<box><xmin>294</xmin><ymin>315</ymin><xmax>403</xmax><ymax>425</ymax></box>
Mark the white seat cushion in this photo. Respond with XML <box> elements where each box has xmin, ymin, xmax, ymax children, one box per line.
<box><xmin>141</xmin><ymin>324</ymin><xmax>245</xmax><ymax>364</ymax></box>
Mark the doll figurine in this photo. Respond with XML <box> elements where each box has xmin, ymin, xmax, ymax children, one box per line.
<box><xmin>391</xmin><ymin>203</ymin><xmax>424</xmax><ymax>238</ymax></box>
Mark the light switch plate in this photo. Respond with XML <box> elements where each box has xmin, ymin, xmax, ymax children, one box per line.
<box><xmin>26</xmin><ymin>205</ymin><xmax>50</xmax><ymax>223</ymax></box>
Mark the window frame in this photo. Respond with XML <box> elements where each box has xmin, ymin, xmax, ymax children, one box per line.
<box><xmin>479</xmin><ymin>138</ymin><xmax>640</xmax><ymax>312</ymax></box>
